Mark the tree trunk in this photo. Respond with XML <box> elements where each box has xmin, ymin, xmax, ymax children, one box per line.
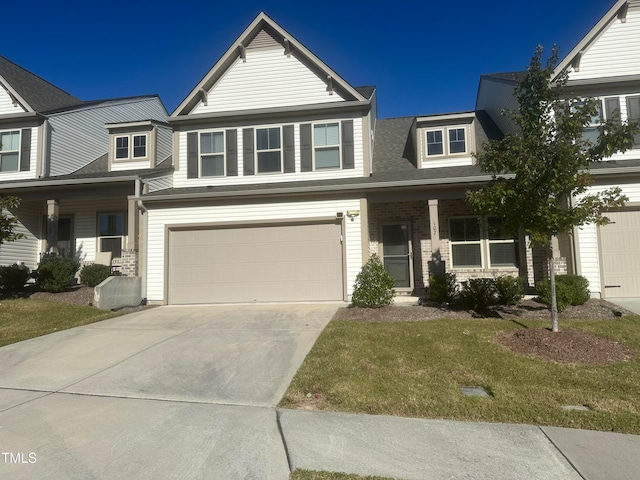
<box><xmin>549</xmin><ymin>256</ymin><xmax>559</xmax><ymax>332</ymax></box>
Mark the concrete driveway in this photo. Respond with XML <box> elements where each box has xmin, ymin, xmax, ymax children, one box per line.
<box><xmin>0</xmin><ymin>303</ymin><xmax>337</xmax><ymax>479</ymax></box>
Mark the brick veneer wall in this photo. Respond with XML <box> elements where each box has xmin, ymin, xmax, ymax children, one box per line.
<box><xmin>119</xmin><ymin>249</ymin><xmax>138</xmax><ymax>277</ymax></box>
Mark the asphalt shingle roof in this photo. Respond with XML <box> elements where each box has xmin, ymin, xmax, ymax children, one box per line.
<box><xmin>0</xmin><ymin>55</ymin><xmax>83</xmax><ymax>112</ymax></box>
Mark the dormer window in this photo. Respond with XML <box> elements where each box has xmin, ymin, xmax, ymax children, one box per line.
<box><xmin>114</xmin><ymin>134</ymin><xmax>147</xmax><ymax>160</ymax></box>
<box><xmin>425</xmin><ymin>126</ymin><xmax>467</xmax><ymax>157</ymax></box>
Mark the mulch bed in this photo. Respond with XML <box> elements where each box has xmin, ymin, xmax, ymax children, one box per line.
<box><xmin>336</xmin><ymin>298</ymin><xmax>637</xmax><ymax>365</ymax></box>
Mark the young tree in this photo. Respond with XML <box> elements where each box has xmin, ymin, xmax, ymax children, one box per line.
<box><xmin>0</xmin><ymin>196</ymin><xmax>24</xmax><ymax>246</ymax></box>
<box><xmin>468</xmin><ymin>46</ymin><xmax>638</xmax><ymax>332</ymax></box>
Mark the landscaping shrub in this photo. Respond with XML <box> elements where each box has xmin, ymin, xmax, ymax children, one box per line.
<box><xmin>537</xmin><ymin>274</ymin><xmax>590</xmax><ymax>312</ymax></box>
<box><xmin>351</xmin><ymin>254</ymin><xmax>395</xmax><ymax>308</ymax></box>
<box><xmin>80</xmin><ymin>263</ymin><xmax>111</xmax><ymax>287</ymax></box>
<box><xmin>36</xmin><ymin>255</ymin><xmax>80</xmax><ymax>293</ymax></box>
<box><xmin>428</xmin><ymin>272</ymin><xmax>458</xmax><ymax>304</ymax></box>
<box><xmin>0</xmin><ymin>263</ymin><xmax>30</xmax><ymax>292</ymax></box>
<box><xmin>459</xmin><ymin>278</ymin><xmax>498</xmax><ymax>313</ymax></box>
<box><xmin>495</xmin><ymin>275</ymin><xmax>524</xmax><ymax>305</ymax></box>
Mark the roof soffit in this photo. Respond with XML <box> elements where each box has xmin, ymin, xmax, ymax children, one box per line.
<box><xmin>172</xmin><ymin>12</ymin><xmax>367</xmax><ymax>117</ymax></box>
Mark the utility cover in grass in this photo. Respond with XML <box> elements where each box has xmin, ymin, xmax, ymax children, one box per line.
<box><xmin>562</xmin><ymin>405</ymin><xmax>591</xmax><ymax>411</ymax></box>
<box><xmin>460</xmin><ymin>386</ymin><xmax>492</xmax><ymax>397</ymax></box>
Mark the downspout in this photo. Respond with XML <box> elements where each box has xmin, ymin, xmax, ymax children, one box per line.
<box><xmin>40</xmin><ymin>119</ymin><xmax>49</xmax><ymax>178</ymax></box>
<box><xmin>136</xmin><ymin>178</ymin><xmax>147</xmax><ymax>213</ymax></box>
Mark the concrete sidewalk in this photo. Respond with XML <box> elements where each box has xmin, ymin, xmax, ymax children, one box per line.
<box><xmin>279</xmin><ymin>409</ymin><xmax>640</xmax><ymax>480</ymax></box>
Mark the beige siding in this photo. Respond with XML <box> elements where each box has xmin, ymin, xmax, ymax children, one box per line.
<box><xmin>0</xmin><ymin>126</ymin><xmax>38</xmax><ymax>181</ymax></box>
<box><xmin>146</xmin><ymin>198</ymin><xmax>362</xmax><ymax>303</ymax></box>
<box><xmin>58</xmin><ymin>197</ymin><xmax>128</xmax><ymax>263</ymax></box>
<box><xmin>174</xmin><ymin>117</ymin><xmax>364</xmax><ymax>188</ymax></box>
<box><xmin>191</xmin><ymin>48</ymin><xmax>344</xmax><ymax>115</ymax></box>
<box><xmin>0</xmin><ymin>201</ymin><xmax>42</xmax><ymax>269</ymax></box>
<box><xmin>568</xmin><ymin>7</ymin><xmax>640</xmax><ymax>81</ymax></box>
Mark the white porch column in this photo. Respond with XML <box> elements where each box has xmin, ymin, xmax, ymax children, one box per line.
<box><xmin>46</xmin><ymin>199</ymin><xmax>59</xmax><ymax>255</ymax></box>
<box><xmin>428</xmin><ymin>199</ymin><xmax>444</xmax><ymax>274</ymax></box>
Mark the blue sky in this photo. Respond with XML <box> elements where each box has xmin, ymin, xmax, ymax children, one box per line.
<box><xmin>5</xmin><ymin>0</ymin><xmax>613</xmax><ymax>118</ymax></box>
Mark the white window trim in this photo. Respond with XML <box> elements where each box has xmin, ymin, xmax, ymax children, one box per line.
<box><xmin>313</xmin><ymin>121</ymin><xmax>342</xmax><ymax>171</ymax></box>
<box><xmin>0</xmin><ymin>129</ymin><xmax>21</xmax><ymax>172</ymax></box>
<box><xmin>424</xmin><ymin>125</ymin><xmax>468</xmax><ymax>158</ymax></box>
<box><xmin>113</xmin><ymin>133</ymin><xmax>148</xmax><ymax>161</ymax></box>
<box><xmin>97</xmin><ymin>211</ymin><xmax>126</xmax><ymax>258</ymax></box>
<box><xmin>255</xmin><ymin>126</ymin><xmax>283</xmax><ymax>174</ymax></box>
<box><xmin>199</xmin><ymin>130</ymin><xmax>226</xmax><ymax>177</ymax></box>
<box><xmin>449</xmin><ymin>216</ymin><xmax>517</xmax><ymax>270</ymax></box>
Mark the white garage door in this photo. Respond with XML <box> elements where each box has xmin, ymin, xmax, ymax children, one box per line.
<box><xmin>168</xmin><ymin>222</ymin><xmax>344</xmax><ymax>304</ymax></box>
<box><xmin>600</xmin><ymin>210</ymin><xmax>640</xmax><ymax>297</ymax></box>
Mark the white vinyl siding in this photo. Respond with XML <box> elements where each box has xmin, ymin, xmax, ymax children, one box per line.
<box><xmin>475</xmin><ymin>77</ymin><xmax>519</xmax><ymax>136</ymax></box>
<box><xmin>145</xmin><ymin>174</ymin><xmax>173</xmax><ymax>192</ymax></box>
<box><xmin>191</xmin><ymin>48</ymin><xmax>344</xmax><ymax>115</ymax></box>
<box><xmin>0</xmin><ymin>200</ymin><xmax>42</xmax><ymax>269</ymax></box>
<box><xmin>568</xmin><ymin>6</ymin><xmax>640</xmax><ymax>81</ymax></box>
<box><xmin>146</xmin><ymin>198</ymin><xmax>362</xmax><ymax>303</ymax></box>
<box><xmin>174</xmin><ymin>117</ymin><xmax>364</xmax><ymax>188</ymax></box>
<box><xmin>0</xmin><ymin>127</ymin><xmax>38</xmax><ymax>181</ymax></box>
<box><xmin>0</xmin><ymin>89</ymin><xmax>27</xmax><ymax>115</ymax></box>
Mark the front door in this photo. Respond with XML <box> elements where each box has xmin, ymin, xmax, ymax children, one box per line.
<box><xmin>382</xmin><ymin>223</ymin><xmax>413</xmax><ymax>290</ymax></box>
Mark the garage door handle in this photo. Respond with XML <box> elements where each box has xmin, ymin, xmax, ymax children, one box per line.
<box><xmin>604</xmin><ymin>285</ymin><xmax>621</xmax><ymax>288</ymax></box>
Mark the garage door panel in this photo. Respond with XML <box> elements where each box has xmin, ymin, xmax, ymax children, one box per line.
<box><xmin>600</xmin><ymin>211</ymin><xmax>640</xmax><ymax>297</ymax></box>
<box><xmin>168</xmin><ymin>223</ymin><xmax>343</xmax><ymax>304</ymax></box>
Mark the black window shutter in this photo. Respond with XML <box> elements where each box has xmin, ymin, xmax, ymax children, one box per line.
<box><xmin>20</xmin><ymin>128</ymin><xmax>31</xmax><ymax>171</ymax></box>
<box><xmin>243</xmin><ymin>128</ymin><xmax>254</xmax><ymax>175</ymax></box>
<box><xmin>342</xmin><ymin>120</ymin><xmax>355</xmax><ymax>169</ymax></box>
<box><xmin>283</xmin><ymin>125</ymin><xmax>295</xmax><ymax>173</ymax></box>
<box><xmin>605</xmin><ymin>97</ymin><xmax>621</xmax><ymax>123</ymax></box>
<box><xmin>627</xmin><ymin>97</ymin><xmax>640</xmax><ymax>146</ymax></box>
<box><xmin>187</xmin><ymin>132</ymin><xmax>198</xmax><ymax>178</ymax></box>
<box><xmin>300</xmin><ymin>123</ymin><xmax>312</xmax><ymax>172</ymax></box>
<box><xmin>226</xmin><ymin>129</ymin><xmax>238</xmax><ymax>176</ymax></box>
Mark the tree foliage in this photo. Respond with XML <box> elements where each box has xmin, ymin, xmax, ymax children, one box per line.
<box><xmin>0</xmin><ymin>196</ymin><xmax>24</xmax><ymax>246</ymax></box>
<box><xmin>467</xmin><ymin>46</ymin><xmax>638</xmax><ymax>331</ymax></box>
<box><xmin>468</xmin><ymin>46</ymin><xmax>638</xmax><ymax>245</ymax></box>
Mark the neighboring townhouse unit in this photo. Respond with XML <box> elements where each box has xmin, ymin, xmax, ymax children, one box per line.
<box><xmin>477</xmin><ymin>0</ymin><xmax>640</xmax><ymax>299</ymax></box>
<box><xmin>0</xmin><ymin>56</ymin><xmax>172</xmax><ymax>278</ymax></box>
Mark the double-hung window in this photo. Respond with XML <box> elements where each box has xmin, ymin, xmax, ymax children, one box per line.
<box><xmin>425</xmin><ymin>126</ymin><xmax>467</xmax><ymax>157</ymax></box>
<box><xmin>578</xmin><ymin>100</ymin><xmax>603</xmax><ymax>145</ymax></box>
<box><xmin>0</xmin><ymin>130</ymin><xmax>20</xmax><ymax>172</ymax></box>
<box><xmin>98</xmin><ymin>212</ymin><xmax>125</xmax><ymax>258</ymax></box>
<box><xmin>115</xmin><ymin>134</ymin><xmax>147</xmax><ymax>160</ymax></box>
<box><xmin>314</xmin><ymin>123</ymin><xmax>340</xmax><ymax>169</ymax></box>
<box><xmin>450</xmin><ymin>217</ymin><xmax>516</xmax><ymax>269</ymax></box>
<box><xmin>200</xmin><ymin>131</ymin><xmax>225</xmax><ymax>176</ymax></box>
<box><xmin>256</xmin><ymin>127</ymin><xmax>281</xmax><ymax>173</ymax></box>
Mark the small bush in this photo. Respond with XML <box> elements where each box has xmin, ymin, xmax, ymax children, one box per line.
<box><xmin>459</xmin><ymin>278</ymin><xmax>498</xmax><ymax>313</ymax></box>
<box><xmin>36</xmin><ymin>255</ymin><xmax>80</xmax><ymax>293</ymax></box>
<box><xmin>351</xmin><ymin>254</ymin><xmax>395</xmax><ymax>308</ymax></box>
<box><xmin>537</xmin><ymin>274</ymin><xmax>590</xmax><ymax>312</ymax></box>
<box><xmin>495</xmin><ymin>275</ymin><xmax>524</xmax><ymax>305</ymax></box>
<box><xmin>428</xmin><ymin>272</ymin><xmax>458</xmax><ymax>304</ymax></box>
<box><xmin>80</xmin><ymin>263</ymin><xmax>111</xmax><ymax>287</ymax></box>
<box><xmin>0</xmin><ymin>263</ymin><xmax>30</xmax><ymax>292</ymax></box>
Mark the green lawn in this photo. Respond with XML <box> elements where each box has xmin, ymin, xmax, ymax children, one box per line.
<box><xmin>280</xmin><ymin>316</ymin><xmax>640</xmax><ymax>434</ymax></box>
<box><xmin>0</xmin><ymin>298</ymin><xmax>118</xmax><ymax>347</ymax></box>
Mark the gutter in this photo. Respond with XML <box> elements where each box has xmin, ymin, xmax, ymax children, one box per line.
<box><xmin>135</xmin><ymin>173</ymin><xmax>508</xmax><ymax>202</ymax></box>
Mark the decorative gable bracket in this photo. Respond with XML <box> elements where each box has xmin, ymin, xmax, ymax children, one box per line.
<box><xmin>326</xmin><ymin>75</ymin><xmax>334</xmax><ymax>95</ymax></box>
<box><xmin>617</xmin><ymin>1</ymin><xmax>629</xmax><ymax>23</ymax></box>
<box><xmin>284</xmin><ymin>38</ymin><xmax>291</xmax><ymax>57</ymax></box>
<box><xmin>571</xmin><ymin>50</ymin><xmax>584</xmax><ymax>72</ymax></box>
<box><xmin>239</xmin><ymin>44</ymin><xmax>247</xmax><ymax>62</ymax></box>
<box><xmin>199</xmin><ymin>88</ymin><xmax>208</xmax><ymax>106</ymax></box>
<box><xmin>7</xmin><ymin>91</ymin><xmax>19</xmax><ymax>107</ymax></box>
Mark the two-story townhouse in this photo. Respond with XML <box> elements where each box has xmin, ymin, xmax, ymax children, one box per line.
<box><xmin>0</xmin><ymin>56</ymin><xmax>173</xmax><ymax>279</ymax></box>
<box><xmin>476</xmin><ymin>0</ymin><xmax>640</xmax><ymax>299</ymax></box>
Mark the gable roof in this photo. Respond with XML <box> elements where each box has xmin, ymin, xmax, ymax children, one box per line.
<box><xmin>172</xmin><ymin>12</ymin><xmax>368</xmax><ymax>116</ymax></box>
<box><xmin>0</xmin><ymin>55</ymin><xmax>83</xmax><ymax>113</ymax></box>
<box><xmin>553</xmin><ymin>0</ymin><xmax>632</xmax><ymax>80</ymax></box>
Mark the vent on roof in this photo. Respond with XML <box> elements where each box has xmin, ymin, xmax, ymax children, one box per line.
<box><xmin>248</xmin><ymin>30</ymin><xmax>281</xmax><ymax>50</ymax></box>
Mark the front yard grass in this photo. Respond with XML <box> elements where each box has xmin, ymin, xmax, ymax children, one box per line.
<box><xmin>0</xmin><ymin>298</ymin><xmax>118</xmax><ymax>347</ymax></box>
<box><xmin>280</xmin><ymin>316</ymin><xmax>640</xmax><ymax>434</ymax></box>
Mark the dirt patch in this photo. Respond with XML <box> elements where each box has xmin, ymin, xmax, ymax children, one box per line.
<box><xmin>5</xmin><ymin>284</ymin><xmax>154</xmax><ymax>314</ymax></box>
<box><xmin>336</xmin><ymin>298</ymin><xmax>630</xmax><ymax>323</ymax></box>
<box><xmin>498</xmin><ymin>328</ymin><xmax>636</xmax><ymax>365</ymax></box>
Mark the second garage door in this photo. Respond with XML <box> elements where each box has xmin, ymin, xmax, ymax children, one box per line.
<box><xmin>168</xmin><ymin>222</ymin><xmax>344</xmax><ymax>304</ymax></box>
<box><xmin>599</xmin><ymin>210</ymin><xmax>640</xmax><ymax>297</ymax></box>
